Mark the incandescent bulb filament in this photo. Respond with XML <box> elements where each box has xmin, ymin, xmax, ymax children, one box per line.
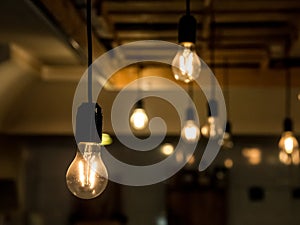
<box><xmin>172</xmin><ymin>42</ymin><xmax>201</xmax><ymax>83</ymax></box>
<box><xmin>182</xmin><ymin>120</ymin><xmax>200</xmax><ymax>142</ymax></box>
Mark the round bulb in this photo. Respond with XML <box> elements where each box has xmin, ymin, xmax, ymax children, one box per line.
<box><xmin>130</xmin><ymin>108</ymin><xmax>148</xmax><ymax>130</ymax></box>
<box><xmin>160</xmin><ymin>143</ymin><xmax>174</xmax><ymax>156</ymax></box>
<box><xmin>278</xmin><ymin>131</ymin><xmax>299</xmax><ymax>154</ymax></box>
<box><xmin>201</xmin><ymin>116</ymin><xmax>223</xmax><ymax>139</ymax></box>
<box><xmin>181</xmin><ymin>120</ymin><xmax>200</xmax><ymax>142</ymax></box>
<box><xmin>172</xmin><ymin>42</ymin><xmax>201</xmax><ymax>83</ymax></box>
<box><xmin>278</xmin><ymin>131</ymin><xmax>300</xmax><ymax>165</ymax></box>
<box><xmin>66</xmin><ymin>142</ymin><xmax>108</xmax><ymax>199</ymax></box>
<box><xmin>220</xmin><ymin>132</ymin><xmax>234</xmax><ymax>149</ymax></box>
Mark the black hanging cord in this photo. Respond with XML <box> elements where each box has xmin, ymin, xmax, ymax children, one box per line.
<box><xmin>87</xmin><ymin>0</ymin><xmax>93</xmax><ymax>104</ymax></box>
<box><xmin>137</xmin><ymin>64</ymin><xmax>143</xmax><ymax>100</ymax></box>
<box><xmin>210</xmin><ymin>3</ymin><xmax>216</xmax><ymax>100</ymax></box>
<box><xmin>135</xmin><ymin>64</ymin><xmax>144</xmax><ymax>108</ymax></box>
<box><xmin>224</xmin><ymin>58</ymin><xmax>230</xmax><ymax>118</ymax></box>
<box><xmin>75</xmin><ymin>0</ymin><xmax>103</xmax><ymax>143</ymax></box>
<box><xmin>285</xmin><ymin>66</ymin><xmax>291</xmax><ymax>118</ymax></box>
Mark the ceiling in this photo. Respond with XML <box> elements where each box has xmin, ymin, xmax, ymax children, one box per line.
<box><xmin>0</xmin><ymin>0</ymin><xmax>300</xmax><ymax>136</ymax></box>
<box><xmin>75</xmin><ymin>0</ymin><xmax>300</xmax><ymax>66</ymax></box>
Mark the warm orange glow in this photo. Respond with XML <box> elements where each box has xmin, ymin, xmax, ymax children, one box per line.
<box><xmin>242</xmin><ymin>148</ymin><xmax>261</xmax><ymax>165</ymax></box>
<box><xmin>130</xmin><ymin>108</ymin><xmax>148</xmax><ymax>130</ymax></box>
<box><xmin>161</xmin><ymin>143</ymin><xmax>174</xmax><ymax>156</ymax></box>
<box><xmin>224</xmin><ymin>158</ymin><xmax>233</xmax><ymax>168</ymax></box>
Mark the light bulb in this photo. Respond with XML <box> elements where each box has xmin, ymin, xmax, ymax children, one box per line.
<box><xmin>172</xmin><ymin>42</ymin><xmax>201</xmax><ymax>83</ymax></box>
<box><xmin>66</xmin><ymin>142</ymin><xmax>108</xmax><ymax>199</ymax></box>
<box><xmin>160</xmin><ymin>143</ymin><xmax>174</xmax><ymax>156</ymax></box>
<box><xmin>278</xmin><ymin>131</ymin><xmax>300</xmax><ymax>165</ymax></box>
<box><xmin>279</xmin><ymin>148</ymin><xmax>300</xmax><ymax>165</ymax></box>
<box><xmin>130</xmin><ymin>108</ymin><xmax>148</xmax><ymax>130</ymax></box>
<box><xmin>278</xmin><ymin>131</ymin><xmax>299</xmax><ymax>154</ymax></box>
<box><xmin>201</xmin><ymin>116</ymin><xmax>223</xmax><ymax>139</ymax></box>
<box><xmin>219</xmin><ymin>122</ymin><xmax>234</xmax><ymax>149</ymax></box>
<box><xmin>181</xmin><ymin>120</ymin><xmax>200</xmax><ymax>142</ymax></box>
<box><xmin>220</xmin><ymin>131</ymin><xmax>234</xmax><ymax>149</ymax></box>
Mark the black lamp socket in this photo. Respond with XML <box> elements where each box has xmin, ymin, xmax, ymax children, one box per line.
<box><xmin>178</xmin><ymin>15</ymin><xmax>197</xmax><ymax>44</ymax></box>
<box><xmin>75</xmin><ymin>102</ymin><xmax>102</xmax><ymax>143</ymax></box>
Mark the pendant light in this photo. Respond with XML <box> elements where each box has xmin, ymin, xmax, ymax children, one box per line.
<box><xmin>130</xmin><ymin>65</ymin><xmax>149</xmax><ymax>130</ymax></box>
<box><xmin>220</xmin><ymin>59</ymin><xmax>233</xmax><ymax>149</ymax></box>
<box><xmin>278</xmin><ymin>63</ymin><xmax>299</xmax><ymax>165</ymax></box>
<box><xmin>172</xmin><ymin>0</ymin><xmax>201</xmax><ymax>83</ymax></box>
<box><xmin>181</xmin><ymin>83</ymin><xmax>200</xmax><ymax>142</ymax></box>
<box><xmin>200</xmin><ymin>7</ymin><xmax>223</xmax><ymax>140</ymax></box>
<box><xmin>66</xmin><ymin>0</ymin><xmax>108</xmax><ymax>199</ymax></box>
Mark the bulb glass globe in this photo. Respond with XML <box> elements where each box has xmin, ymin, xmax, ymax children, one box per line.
<box><xmin>278</xmin><ymin>131</ymin><xmax>299</xmax><ymax>154</ymax></box>
<box><xmin>219</xmin><ymin>132</ymin><xmax>234</xmax><ymax>149</ymax></box>
<box><xmin>66</xmin><ymin>142</ymin><xmax>108</xmax><ymax>199</ymax></box>
<box><xmin>130</xmin><ymin>108</ymin><xmax>148</xmax><ymax>130</ymax></box>
<box><xmin>279</xmin><ymin>148</ymin><xmax>300</xmax><ymax>165</ymax></box>
<box><xmin>172</xmin><ymin>42</ymin><xmax>201</xmax><ymax>83</ymax></box>
<box><xmin>201</xmin><ymin>116</ymin><xmax>223</xmax><ymax>139</ymax></box>
<box><xmin>181</xmin><ymin>120</ymin><xmax>200</xmax><ymax>142</ymax></box>
<box><xmin>278</xmin><ymin>131</ymin><xmax>300</xmax><ymax>165</ymax></box>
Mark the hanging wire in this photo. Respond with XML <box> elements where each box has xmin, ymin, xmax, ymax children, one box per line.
<box><xmin>285</xmin><ymin>64</ymin><xmax>291</xmax><ymax>118</ymax></box>
<box><xmin>210</xmin><ymin>0</ymin><xmax>216</xmax><ymax>100</ymax></box>
<box><xmin>223</xmin><ymin>58</ymin><xmax>230</xmax><ymax>119</ymax></box>
<box><xmin>136</xmin><ymin>64</ymin><xmax>144</xmax><ymax>104</ymax></box>
<box><xmin>86</xmin><ymin>0</ymin><xmax>100</xmax><ymax>141</ymax></box>
<box><xmin>87</xmin><ymin>0</ymin><xmax>93</xmax><ymax>104</ymax></box>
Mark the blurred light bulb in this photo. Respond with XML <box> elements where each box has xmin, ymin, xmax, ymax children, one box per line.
<box><xmin>186</xmin><ymin>153</ymin><xmax>195</xmax><ymax>165</ymax></box>
<box><xmin>161</xmin><ymin>143</ymin><xmax>174</xmax><ymax>156</ymax></box>
<box><xmin>220</xmin><ymin>131</ymin><xmax>234</xmax><ymax>149</ymax></box>
<box><xmin>220</xmin><ymin>122</ymin><xmax>234</xmax><ymax>149</ymax></box>
<box><xmin>172</xmin><ymin>42</ymin><xmax>201</xmax><ymax>83</ymax></box>
<box><xmin>279</xmin><ymin>131</ymin><xmax>299</xmax><ymax>154</ymax></box>
<box><xmin>224</xmin><ymin>158</ymin><xmax>233</xmax><ymax>169</ymax></box>
<box><xmin>242</xmin><ymin>148</ymin><xmax>262</xmax><ymax>165</ymax></box>
<box><xmin>130</xmin><ymin>108</ymin><xmax>148</xmax><ymax>130</ymax></box>
<box><xmin>278</xmin><ymin>131</ymin><xmax>300</xmax><ymax>165</ymax></box>
<box><xmin>66</xmin><ymin>142</ymin><xmax>108</xmax><ymax>199</ymax></box>
<box><xmin>181</xmin><ymin>120</ymin><xmax>200</xmax><ymax>142</ymax></box>
<box><xmin>201</xmin><ymin>116</ymin><xmax>223</xmax><ymax>139</ymax></box>
<box><xmin>279</xmin><ymin>148</ymin><xmax>300</xmax><ymax>166</ymax></box>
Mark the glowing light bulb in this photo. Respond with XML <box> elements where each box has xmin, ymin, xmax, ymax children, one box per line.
<box><xmin>172</xmin><ymin>42</ymin><xmax>201</xmax><ymax>83</ymax></box>
<box><xmin>219</xmin><ymin>122</ymin><xmax>234</xmax><ymax>149</ymax></box>
<box><xmin>278</xmin><ymin>131</ymin><xmax>300</xmax><ymax>165</ymax></box>
<box><xmin>279</xmin><ymin>131</ymin><xmax>299</xmax><ymax>154</ymax></box>
<box><xmin>161</xmin><ymin>143</ymin><xmax>174</xmax><ymax>156</ymax></box>
<box><xmin>201</xmin><ymin>116</ymin><xmax>223</xmax><ymax>139</ymax></box>
<box><xmin>130</xmin><ymin>108</ymin><xmax>148</xmax><ymax>130</ymax></box>
<box><xmin>224</xmin><ymin>158</ymin><xmax>233</xmax><ymax>169</ymax></box>
<box><xmin>220</xmin><ymin>132</ymin><xmax>234</xmax><ymax>149</ymax></box>
<box><xmin>66</xmin><ymin>142</ymin><xmax>108</xmax><ymax>199</ymax></box>
<box><xmin>181</xmin><ymin>120</ymin><xmax>200</xmax><ymax>142</ymax></box>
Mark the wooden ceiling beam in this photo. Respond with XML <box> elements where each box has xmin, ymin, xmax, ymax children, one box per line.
<box><xmin>108</xmin><ymin>12</ymin><xmax>297</xmax><ymax>24</ymax></box>
<box><xmin>34</xmin><ymin>0</ymin><xmax>107</xmax><ymax>59</ymax></box>
<box><xmin>103</xmin><ymin>0</ymin><xmax>300</xmax><ymax>13</ymax></box>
